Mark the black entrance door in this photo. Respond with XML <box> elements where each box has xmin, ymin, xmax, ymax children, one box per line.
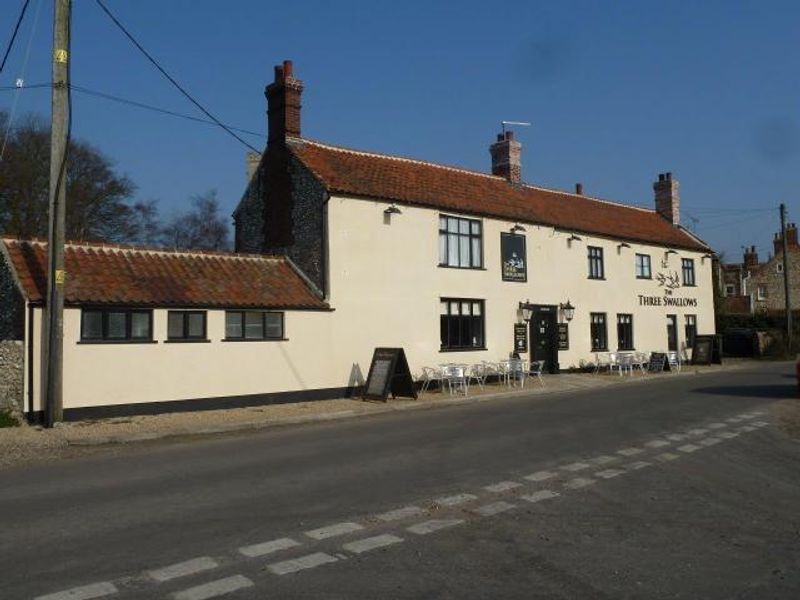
<box><xmin>530</xmin><ymin>305</ymin><xmax>558</xmax><ymax>374</ymax></box>
<box><xmin>666</xmin><ymin>314</ymin><xmax>678</xmax><ymax>352</ymax></box>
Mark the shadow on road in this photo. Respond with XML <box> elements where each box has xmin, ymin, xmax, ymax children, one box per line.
<box><xmin>693</xmin><ymin>384</ymin><xmax>797</xmax><ymax>400</ymax></box>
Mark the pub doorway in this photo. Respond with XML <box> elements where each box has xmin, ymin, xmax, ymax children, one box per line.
<box><xmin>530</xmin><ymin>305</ymin><xmax>559</xmax><ymax>374</ymax></box>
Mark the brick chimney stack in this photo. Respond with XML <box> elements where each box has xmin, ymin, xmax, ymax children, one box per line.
<box><xmin>653</xmin><ymin>172</ymin><xmax>680</xmax><ymax>225</ymax></box>
<box><xmin>743</xmin><ymin>245</ymin><xmax>759</xmax><ymax>268</ymax></box>
<box><xmin>265</xmin><ymin>60</ymin><xmax>303</xmax><ymax>146</ymax></box>
<box><xmin>490</xmin><ymin>131</ymin><xmax>522</xmax><ymax>183</ymax></box>
<box><xmin>773</xmin><ymin>223</ymin><xmax>799</xmax><ymax>255</ymax></box>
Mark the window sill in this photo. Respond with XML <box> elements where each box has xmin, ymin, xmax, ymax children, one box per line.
<box><xmin>437</xmin><ymin>265</ymin><xmax>487</xmax><ymax>271</ymax></box>
<box><xmin>164</xmin><ymin>339</ymin><xmax>211</xmax><ymax>344</ymax></box>
<box><xmin>77</xmin><ymin>340</ymin><xmax>158</xmax><ymax>345</ymax></box>
<box><xmin>683</xmin><ymin>283</ymin><xmax>697</xmax><ymax>287</ymax></box>
<box><xmin>588</xmin><ymin>276</ymin><xmax>606</xmax><ymax>281</ymax></box>
<box><xmin>617</xmin><ymin>348</ymin><xmax>636</xmax><ymax>352</ymax></box>
<box><xmin>592</xmin><ymin>347</ymin><xmax>609</xmax><ymax>352</ymax></box>
<box><xmin>222</xmin><ymin>338</ymin><xmax>289</xmax><ymax>342</ymax></box>
<box><xmin>439</xmin><ymin>347</ymin><xmax>488</xmax><ymax>353</ymax></box>
<box><xmin>635</xmin><ymin>276</ymin><xmax>652</xmax><ymax>280</ymax></box>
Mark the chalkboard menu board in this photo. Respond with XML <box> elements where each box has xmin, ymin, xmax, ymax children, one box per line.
<box><xmin>648</xmin><ymin>352</ymin><xmax>668</xmax><ymax>373</ymax></box>
<box><xmin>363</xmin><ymin>348</ymin><xmax>417</xmax><ymax>401</ymax></box>
<box><xmin>514</xmin><ymin>323</ymin><xmax>528</xmax><ymax>353</ymax></box>
<box><xmin>692</xmin><ymin>334</ymin><xmax>722</xmax><ymax>365</ymax></box>
<box><xmin>557</xmin><ymin>323</ymin><xmax>569</xmax><ymax>350</ymax></box>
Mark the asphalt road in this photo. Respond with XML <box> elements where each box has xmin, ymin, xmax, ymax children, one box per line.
<box><xmin>3</xmin><ymin>362</ymin><xmax>800</xmax><ymax>600</ymax></box>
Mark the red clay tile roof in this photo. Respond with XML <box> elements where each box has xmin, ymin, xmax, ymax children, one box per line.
<box><xmin>289</xmin><ymin>139</ymin><xmax>710</xmax><ymax>252</ymax></box>
<box><xmin>1</xmin><ymin>239</ymin><xmax>328</xmax><ymax>309</ymax></box>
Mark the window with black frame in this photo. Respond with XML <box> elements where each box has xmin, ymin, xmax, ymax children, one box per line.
<box><xmin>617</xmin><ymin>314</ymin><xmax>634</xmax><ymax>350</ymax></box>
<box><xmin>167</xmin><ymin>311</ymin><xmax>207</xmax><ymax>341</ymax></box>
<box><xmin>80</xmin><ymin>308</ymin><xmax>153</xmax><ymax>342</ymax></box>
<box><xmin>225</xmin><ymin>311</ymin><xmax>284</xmax><ymax>340</ymax></box>
<box><xmin>685</xmin><ymin>315</ymin><xmax>697</xmax><ymax>347</ymax></box>
<box><xmin>635</xmin><ymin>253</ymin><xmax>651</xmax><ymax>279</ymax></box>
<box><xmin>682</xmin><ymin>258</ymin><xmax>696</xmax><ymax>286</ymax></box>
<box><xmin>590</xmin><ymin>312</ymin><xmax>608</xmax><ymax>351</ymax></box>
<box><xmin>440</xmin><ymin>299</ymin><xmax>485</xmax><ymax>350</ymax></box>
<box><xmin>588</xmin><ymin>246</ymin><xmax>604</xmax><ymax>279</ymax></box>
<box><xmin>438</xmin><ymin>215</ymin><xmax>482</xmax><ymax>269</ymax></box>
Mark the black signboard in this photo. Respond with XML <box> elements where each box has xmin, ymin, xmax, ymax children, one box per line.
<box><xmin>501</xmin><ymin>232</ymin><xmax>527</xmax><ymax>282</ymax></box>
<box><xmin>648</xmin><ymin>352</ymin><xmax>668</xmax><ymax>373</ymax></box>
<box><xmin>557</xmin><ymin>323</ymin><xmax>569</xmax><ymax>350</ymax></box>
<box><xmin>514</xmin><ymin>323</ymin><xmax>528</xmax><ymax>353</ymax></box>
<box><xmin>692</xmin><ymin>334</ymin><xmax>722</xmax><ymax>365</ymax></box>
<box><xmin>363</xmin><ymin>347</ymin><xmax>418</xmax><ymax>401</ymax></box>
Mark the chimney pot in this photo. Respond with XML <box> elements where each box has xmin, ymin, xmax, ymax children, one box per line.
<box><xmin>575</xmin><ymin>183</ymin><xmax>583</xmax><ymax>195</ymax></box>
<box><xmin>283</xmin><ymin>60</ymin><xmax>293</xmax><ymax>77</ymax></box>
<box><xmin>265</xmin><ymin>59</ymin><xmax>304</xmax><ymax>145</ymax></box>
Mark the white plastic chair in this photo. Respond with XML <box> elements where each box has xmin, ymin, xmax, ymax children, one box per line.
<box><xmin>468</xmin><ymin>363</ymin><xmax>488</xmax><ymax>389</ymax></box>
<box><xmin>608</xmin><ymin>352</ymin><xmax>623</xmax><ymax>376</ymax></box>
<box><xmin>507</xmin><ymin>359</ymin><xmax>528</xmax><ymax>387</ymax></box>
<box><xmin>529</xmin><ymin>360</ymin><xmax>545</xmax><ymax>386</ymax></box>
<box><xmin>444</xmin><ymin>365</ymin><xmax>469</xmax><ymax>395</ymax></box>
<box><xmin>593</xmin><ymin>353</ymin><xmax>610</xmax><ymax>374</ymax></box>
<box><xmin>667</xmin><ymin>351</ymin><xmax>681</xmax><ymax>373</ymax></box>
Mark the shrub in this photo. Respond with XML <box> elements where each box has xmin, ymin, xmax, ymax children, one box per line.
<box><xmin>0</xmin><ymin>409</ymin><xmax>20</xmax><ymax>428</ymax></box>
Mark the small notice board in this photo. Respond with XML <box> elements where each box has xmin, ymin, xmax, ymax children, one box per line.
<box><xmin>514</xmin><ymin>324</ymin><xmax>528</xmax><ymax>353</ymax></box>
<box><xmin>648</xmin><ymin>352</ymin><xmax>668</xmax><ymax>373</ymax></box>
<box><xmin>557</xmin><ymin>323</ymin><xmax>569</xmax><ymax>351</ymax></box>
<box><xmin>362</xmin><ymin>347</ymin><xmax>418</xmax><ymax>401</ymax></box>
<box><xmin>692</xmin><ymin>334</ymin><xmax>722</xmax><ymax>365</ymax></box>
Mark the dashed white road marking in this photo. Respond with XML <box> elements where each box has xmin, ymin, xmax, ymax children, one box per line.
<box><xmin>473</xmin><ymin>501</ymin><xmax>516</xmax><ymax>516</ymax></box>
<box><xmin>148</xmin><ymin>557</ymin><xmax>219</xmax><ymax>582</ymax></box>
<box><xmin>305</xmin><ymin>522</ymin><xmax>364</xmax><ymax>540</ymax></box>
<box><xmin>738</xmin><ymin>413</ymin><xmax>756</xmax><ymax>420</ymax></box>
<box><xmin>238</xmin><ymin>537</ymin><xmax>300</xmax><ymax>558</ymax></box>
<box><xmin>617</xmin><ymin>447</ymin><xmax>644</xmax><ymax>456</ymax></box>
<box><xmin>687</xmin><ymin>428</ymin><xmax>709</xmax><ymax>436</ymax></box>
<box><xmin>595</xmin><ymin>468</ymin><xmax>625</xmax><ymax>479</ymax></box>
<box><xmin>342</xmin><ymin>534</ymin><xmax>404</xmax><ymax>554</ymax></box>
<box><xmin>626</xmin><ymin>461</ymin><xmax>652</xmax><ymax>470</ymax></box>
<box><xmin>644</xmin><ymin>439</ymin><xmax>670</xmax><ymax>448</ymax></box>
<box><xmin>521</xmin><ymin>490</ymin><xmax>560</xmax><ymax>503</ymax></box>
<box><xmin>407</xmin><ymin>519</ymin><xmax>464</xmax><ymax>535</ymax></box>
<box><xmin>34</xmin><ymin>582</ymin><xmax>118</xmax><ymax>600</ymax></box>
<box><xmin>678</xmin><ymin>443</ymin><xmax>701</xmax><ymax>453</ymax></box>
<box><xmin>740</xmin><ymin>425</ymin><xmax>757</xmax><ymax>432</ymax></box>
<box><xmin>718</xmin><ymin>431</ymin><xmax>739</xmax><ymax>439</ymax></box>
<box><xmin>267</xmin><ymin>552</ymin><xmax>338</xmax><ymax>575</ymax></box>
<box><xmin>656</xmin><ymin>452</ymin><xmax>680</xmax><ymax>462</ymax></box>
<box><xmin>561</xmin><ymin>462</ymin><xmax>591</xmax><ymax>472</ymax></box>
<box><xmin>699</xmin><ymin>437</ymin><xmax>722</xmax><ymax>446</ymax></box>
<box><xmin>376</xmin><ymin>505</ymin><xmax>425</xmax><ymax>522</ymax></box>
<box><xmin>752</xmin><ymin>410</ymin><xmax>767</xmax><ymax>416</ymax></box>
<box><xmin>435</xmin><ymin>493</ymin><xmax>478</xmax><ymax>507</ymax></box>
<box><xmin>589</xmin><ymin>455</ymin><xmax>618</xmax><ymax>465</ymax></box>
<box><xmin>707</xmin><ymin>422</ymin><xmax>727</xmax><ymax>429</ymax></box>
<box><xmin>753</xmin><ymin>421</ymin><xmax>769</xmax><ymax>427</ymax></box>
<box><xmin>524</xmin><ymin>470</ymin><xmax>557</xmax><ymax>482</ymax></box>
<box><xmin>726</xmin><ymin>417</ymin><xmax>743</xmax><ymax>423</ymax></box>
<box><xmin>565</xmin><ymin>477</ymin><xmax>596</xmax><ymax>489</ymax></box>
<box><xmin>172</xmin><ymin>575</ymin><xmax>253</xmax><ymax>600</ymax></box>
<box><xmin>483</xmin><ymin>481</ymin><xmax>523</xmax><ymax>493</ymax></box>
<box><xmin>665</xmin><ymin>434</ymin><xmax>687</xmax><ymax>441</ymax></box>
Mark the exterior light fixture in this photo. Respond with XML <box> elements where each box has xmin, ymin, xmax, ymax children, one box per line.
<box><xmin>510</xmin><ymin>224</ymin><xmax>526</xmax><ymax>233</ymax></box>
<box><xmin>617</xmin><ymin>242</ymin><xmax>631</xmax><ymax>250</ymax></box>
<box><xmin>384</xmin><ymin>204</ymin><xmax>402</xmax><ymax>215</ymax></box>
<box><xmin>568</xmin><ymin>234</ymin><xmax>582</xmax><ymax>242</ymax></box>
<box><xmin>560</xmin><ymin>300</ymin><xmax>575</xmax><ymax>322</ymax></box>
<box><xmin>519</xmin><ymin>300</ymin><xmax>533</xmax><ymax>322</ymax></box>
<box><xmin>665</xmin><ymin>249</ymin><xmax>678</xmax><ymax>255</ymax></box>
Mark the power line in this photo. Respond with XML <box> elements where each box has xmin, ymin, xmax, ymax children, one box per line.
<box><xmin>0</xmin><ymin>82</ymin><xmax>50</xmax><ymax>91</ymax></box>
<box><xmin>0</xmin><ymin>0</ymin><xmax>31</xmax><ymax>75</ymax></box>
<box><xmin>93</xmin><ymin>0</ymin><xmax>260</xmax><ymax>153</ymax></box>
<box><xmin>70</xmin><ymin>84</ymin><xmax>266</xmax><ymax>138</ymax></box>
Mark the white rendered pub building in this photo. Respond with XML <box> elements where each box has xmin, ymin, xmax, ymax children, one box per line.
<box><xmin>0</xmin><ymin>61</ymin><xmax>714</xmax><ymax>420</ymax></box>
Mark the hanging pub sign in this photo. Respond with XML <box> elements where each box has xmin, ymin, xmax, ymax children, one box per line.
<box><xmin>501</xmin><ymin>232</ymin><xmax>527</xmax><ymax>282</ymax></box>
<box><xmin>514</xmin><ymin>323</ymin><xmax>528</xmax><ymax>353</ymax></box>
<box><xmin>557</xmin><ymin>323</ymin><xmax>569</xmax><ymax>350</ymax></box>
<box><xmin>362</xmin><ymin>347</ymin><xmax>418</xmax><ymax>401</ymax></box>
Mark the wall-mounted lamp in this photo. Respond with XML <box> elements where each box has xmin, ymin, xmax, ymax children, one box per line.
<box><xmin>702</xmin><ymin>253</ymin><xmax>714</xmax><ymax>260</ymax></box>
<box><xmin>518</xmin><ymin>300</ymin><xmax>533</xmax><ymax>323</ymax></box>
<box><xmin>384</xmin><ymin>204</ymin><xmax>402</xmax><ymax>215</ymax></box>
<box><xmin>510</xmin><ymin>224</ymin><xmax>526</xmax><ymax>233</ymax></box>
<box><xmin>665</xmin><ymin>249</ymin><xmax>678</xmax><ymax>255</ymax></box>
<box><xmin>559</xmin><ymin>300</ymin><xmax>576</xmax><ymax>322</ymax></box>
<box><xmin>617</xmin><ymin>242</ymin><xmax>631</xmax><ymax>250</ymax></box>
<box><xmin>568</xmin><ymin>234</ymin><xmax>582</xmax><ymax>242</ymax></box>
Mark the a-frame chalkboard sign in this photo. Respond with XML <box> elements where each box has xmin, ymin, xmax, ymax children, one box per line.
<box><xmin>362</xmin><ymin>348</ymin><xmax>418</xmax><ymax>401</ymax></box>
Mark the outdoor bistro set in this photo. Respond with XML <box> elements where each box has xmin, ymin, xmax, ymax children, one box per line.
<box><xmin>419</xmin><ymin>351</ymin><xmax>683</xmax><ymax>397</ymax></box>
<box><xmin>419</xmin><ymin>359</ymin><xmax>546</xmax><ymax>396</ymax></box>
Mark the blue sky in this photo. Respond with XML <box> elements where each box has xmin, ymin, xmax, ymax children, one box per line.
<box><xmin>1</xmin><ymin>0</ymin><xmax>798</xmax><ymax>260</ymax></box>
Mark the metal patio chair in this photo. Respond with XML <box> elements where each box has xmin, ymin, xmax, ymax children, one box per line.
<box><xmin>529</xmin><ymin>360</ymin><xmax>545</xmax><ymax>386</ymax></box>
<box><xmin>419</xmin><ymin>366</ymin><xmax>443</xmax><ymax>394</ymax></box>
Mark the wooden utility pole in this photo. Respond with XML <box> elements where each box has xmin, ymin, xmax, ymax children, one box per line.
<box><xmin>780</xmin><ymin>203</ymin><xmax>792</xmax><ymax>351</ymax></box>
<box><xmin>42</xmin><ymin>0</ymin><xmax>71</xmax><ymax>427</ymax></box>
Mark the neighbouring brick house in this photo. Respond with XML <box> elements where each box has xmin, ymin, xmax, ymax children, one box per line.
<box><xmin>720</xmin><ymin>224</ymin><xmax>800</xmax><ymax>314</ymax></box>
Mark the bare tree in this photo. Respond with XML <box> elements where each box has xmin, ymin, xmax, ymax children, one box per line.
<box><xmin>161</xmin><ymin>190</ymin><xmax>230</xmax><ymax>251</ymax></box>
